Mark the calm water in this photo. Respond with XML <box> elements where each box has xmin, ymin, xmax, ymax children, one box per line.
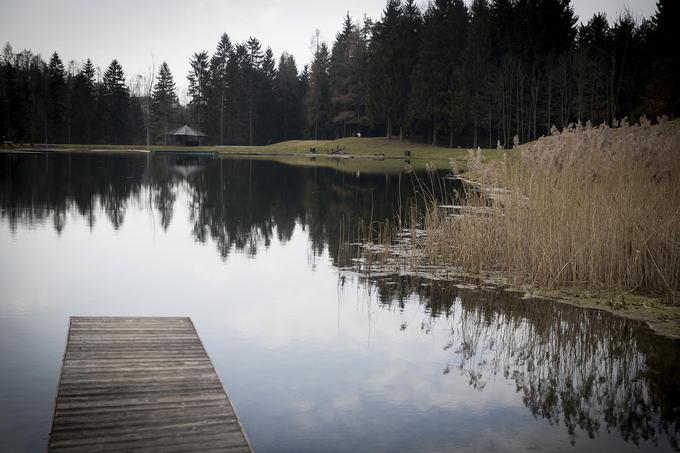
<box><xmin>0</xmin><ymin>152</ymin><xmax>678</xmax><ymax>452</ymax></box>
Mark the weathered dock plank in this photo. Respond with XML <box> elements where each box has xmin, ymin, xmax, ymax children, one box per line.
<box><xmin>49</xmin><ymin>316</ymin><xmax>252</xmax><ymax>452</ymax></box>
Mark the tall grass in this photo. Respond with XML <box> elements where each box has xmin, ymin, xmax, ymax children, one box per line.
<box><xmin>377</xmin><ymin>117</ymin><xmax>680</xmax><ymax>302</ymax></box>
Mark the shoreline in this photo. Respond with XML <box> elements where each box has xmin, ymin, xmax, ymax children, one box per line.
<box><xmin>0</xmin><ymin>145</ymin><xmax>449</xmax><ymax>161</ymax></box>
<box><xmin>523</xmin><ymin>288</ymin><xmax>680</xmax><ymax>340</ymax></box>
<box><xmin>351</xmin><ymin>264</ymin><xmax>680</xmax><ymax>339</ymax></box>
<box><xmin>0</xmin><ymin>144</ymin><xmax>458</xmax><ymax>174</ymax></box>
<box><xmin>0</xmin><ymin>137</ymin><xmax>503</xmax><ymax>163</ymax></box>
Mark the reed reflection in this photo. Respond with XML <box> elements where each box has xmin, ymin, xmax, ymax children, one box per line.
<box><xmin>368</xmin><ymin>275</ymin><xmax>680</xmax><ymax>450</ymax></box>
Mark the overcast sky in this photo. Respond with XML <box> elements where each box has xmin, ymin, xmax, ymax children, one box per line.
<box><xmin>1</xmin><ymin>0</ymin><xmax>657</xmax><ymax>98</ymax></box>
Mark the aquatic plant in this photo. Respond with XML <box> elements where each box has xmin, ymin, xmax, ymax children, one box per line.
<box><xmin>358</xmin><ymin>118</ymin><xmax>680</xmax><ymax>302</ymax></box>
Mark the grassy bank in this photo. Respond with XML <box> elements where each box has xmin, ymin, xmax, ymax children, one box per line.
<box><xmin>2</xmin><ymin>137</ymin><xmax>503</xmax><ymax>172</ymax></box>
<box><xmin>216</xmin><ymin>136</ymin><xmax>489</xmax><ymax>160</ymax></box>
<box><xmin>357</xmin><ymin>118</ymin><xmax>680</xmax><ymax>335</ymax></box>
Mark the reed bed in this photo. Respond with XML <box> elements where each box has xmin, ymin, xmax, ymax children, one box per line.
<box><xmin>362</xmin><ymin>117</ymin><xmax>680</xmax><ymax>303</ymax></box>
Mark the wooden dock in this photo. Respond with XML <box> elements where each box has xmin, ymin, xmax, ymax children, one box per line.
<box><xmin>48</xmin><ymin>317</ymin><xmax>252</xmax><ymax>452</ymax></box>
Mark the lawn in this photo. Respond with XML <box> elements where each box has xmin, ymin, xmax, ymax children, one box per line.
<box><xmin>2</xmin><ymin>136</ymin><xmax>504</xmax><ymax>173</ymax></box>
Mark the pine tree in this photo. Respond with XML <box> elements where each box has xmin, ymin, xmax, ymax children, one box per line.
<box><xmin>0</xmin><ymin>43</ymin><xmax>16</xmax><ymax>142</ymax></box>
<box><xmin>368</xmin><ymin>0</ymin><xmax>403</xmax><ymax>138</ymax></box>
<box><xmin>102</xmin><ymin>59</ymin><xmax>130</xmax><ymax>144</ymax></box>
<box><xmin>330</xmin><ymin>14</ymin><xmax>356</xmax><ymax>137</ymax></box>
<box><xmin>299</xmin><ymin>64</ymin><xmax>309</xmax><ymax>111</ymax></box>
<box><xmin>151</xmin><ymin>62</ymin><xmax>178</xmax><ymax>144</ymax></box>
<box><xmin>188</xmin><ymin>51</ymin><xmax>210</xmax><ymax>134</ymax></box>
<box><xmin>246</xmin><ymin>37</ymin><xmax>263</xmax><ymax>145</ymax></box>
<box><xmin>258</xmin><ymin>47</ymin><xmax>277</xmax><ymax>143</ymax></box>
<box><xmin>397</xmin><ymin>0</ymin><xmax>422</xmax><ymax>139</ymax></box>
<box><xmin>465</xmin><ymin>0</ymin><xmax>493</xmax><ymax>147</ymax></box>
<box><xmin>305</xmin><ymin>42</ymin><xmax>332</xmax><ymax>139</ymax></box>
<box><xmin>648</xmin><ymin>0</ymin><xmax>679</xmax><ymax>116</ymax></box>
<box><xmin>275</xmin><ymin>53</ymin><xmax>304</xmax><ymax>140</ymax></box>
<box><xmin>330</xmin><ymin>14</ymin><xmax>369</xmax><ymax>137</ymax></box>
<box><xmin>226</xmin><ymin>44</ymin><xmax>250</xmax><ymax>144</ymax></box>
<box><xmin>47</xmin><ymin>52</ymin><xmax>66</xmax><ymax>142</ymax></box>
<box><xmin>70</xmin><ymin>59</ymin><xmax>97</xmax><ymax>143</ymax></box>
<box><xmin>609</xmin><ymin>12</ymin><xmax>638</xmax><ymax>122</ymax></box>
<box><xmin>445</xmin><ymin>0</ymin><xmax>470</xmax><ymax>147</ymax></box>
<box><xmin>209</xmin><ymin>33</ymin><xmax>232</xmax><ymax>145</ymax></box>
<box><xmin>409</xmin><ymin>1</ymin><xmax>455</xmax><ymax>145</ymax></box>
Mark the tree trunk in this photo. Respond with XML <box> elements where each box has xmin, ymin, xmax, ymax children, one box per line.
<box><xmin>532</xmin><ymin>77</ymin><xmax>538</xmax><ymax>139</ymax></box>
<box><xmin>473</xmin><ymin>116</ymin><xmax>477</xmax><ymax>149</ymax></box>
<box><xmin>432</xmin><ymin>119</ymin><xmax>437</xmax><ymax>146</ymax></box>
<box><xmin>547</xmin><ymin>71</ymin><xmax>552</xmax><ymax>134</ymax></box>
<box><xmin>220</xmin><ymin>91</ymin><xmax>225</xmax><ymax>146</ymax></box>
<box><xmin>249</xmin><ymin>99</ymin><xmax>253</xmax><ymax>146</ymax></box>
<box><xmin>488</xmin><ymin>99</ymin><xmax>492</xmax><ymax>149</ymax></box>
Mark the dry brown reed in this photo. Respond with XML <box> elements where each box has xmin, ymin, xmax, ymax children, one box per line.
<box><xmin>372</xmin><ymin>117</ymin><xmax>680</xmax><ymax>302</ymax></box>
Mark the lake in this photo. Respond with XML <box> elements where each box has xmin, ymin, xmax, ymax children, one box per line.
<box><xmin>0</xmin><ymin>152</ymin><xmax>678</xmax><ymax>452</ymax></box>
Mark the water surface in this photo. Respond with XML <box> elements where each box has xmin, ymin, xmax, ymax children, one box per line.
<box><xmin>0</xmin><ymin>152</ymin><xmax>678</xmax><ymax>452</ymax></box>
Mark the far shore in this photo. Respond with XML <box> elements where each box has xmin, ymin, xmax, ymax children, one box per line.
<box><xmin>1</xmin><ymin>136</ymin><xmax>507</xmax><ymax>173</ymax></box>
<box><xmin>2</xmin><ymin>136</ymin><xmax>503</xmax><ymax>161</ymax></box>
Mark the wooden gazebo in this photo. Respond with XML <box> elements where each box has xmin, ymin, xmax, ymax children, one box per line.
<box><xmin>168</xmin><ymin>125</ymin><xmax>208</xmax><ymax>146</ymax></box>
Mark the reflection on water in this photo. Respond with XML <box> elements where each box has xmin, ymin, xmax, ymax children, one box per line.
<box><xmin>1</xmin><ymin>153</ymin><xmax>411</xmax><ymax>263</ymax></box>
<box><xmin>371</xmin><ymin>277</ymin><xmax>680</xmax><ymax>450</ymax></box>
<box><xmin>0</xmin><ymin>152</ymin><xmax>678</xmax><ymax>452</ymax></box>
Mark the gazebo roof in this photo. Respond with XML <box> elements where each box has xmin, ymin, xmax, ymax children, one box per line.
<box><xmin>169</xmin><ymin>125</ymin><xmax>207</xmax><ymax>137</ymax></box>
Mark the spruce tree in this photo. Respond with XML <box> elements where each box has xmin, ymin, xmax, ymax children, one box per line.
<box><xmin>397</xmin><ymin>0</ymin><xmax>422</xmax><ymax>139</ymax></box>
<box><xmin>445</xmin><ymin>0</ymin><xmax>470</xmax><ymax>148</ymax></box>
<box><xmin>409</xmin><ymin>1</ymin><xmax>454</xmax><ymax>145</ymax></box>
<box><xmin>187</xmin><ymin>51</ymin><xmax>210</xmax><ymax>134</ymax></box>
<box><xmin>0</xmin><ymin>43</ymin><xmax>16</xmax><ymax>142</ymax></box>
<box><xmin>209</xmin><ymin>33</ymin><xmax>232</xmax><ymax>144</ymax></box>
<box><xmin>575</xmin><ymin>14</ymin><xmax>611</xmax><ymax>124</ymax></box>
<box><xmin>465</xmin><ymin>0</ymin><xmax>493</xmax><ymax>147</ymax></box>
<box><xmin>305</xmin><ymin>42</ymin><xmax>331</xmax><ymax>139</ymax></box>
<box><xmin>245</xmin><ymin>37</ymin><xmax>263</xmax><ymax>145</ymax></box>
<box><xmin>226</xmin><ymin>44</ymin><xmax>250</xmax><ymax>144</ymax></box>
<box><xmin>70</xmin><ymin>59</ymin><xmax>97</xmax><ymax>143</ymax></box>
<box><xmin>368</xmin><ymin>0</ymin><xmax>403</xmax><ymax>138</ymax></box>
<box><xmin>330</xmin><ymin>14</ymin><xmax>369</xmax><ymax>137</ymax></box>
<box><xmin>649</xmin><ymin>0</ymin><xmax>679</xmax><ymax>116</ymax></box>
<box><xmin>275</xmin><ymin>53</ymin><xmax>304</xmax><ymax>140</ymax></box>
<box><xmin>330</xmin><ymin>14</ymin><xmax>356</xmax><ymax>137</ymax></box>
<box><xmin>47</xmin><ymin>52</ymin><xmax>66</xmax><ymax>143</ymax></box>
<box><xmin>102</xmin><ymin>59</ymin><xmax>130</xmax><ymax>144</ymax></box>
<box><xmin>151</xmin><ymin>62</ymin><xmax>178</xmax><ymax>144</ymax></box>
<box><xmin>258</xmin><ymin>47</ymin><xmax>277</xmax><ymax>142</ymax></box>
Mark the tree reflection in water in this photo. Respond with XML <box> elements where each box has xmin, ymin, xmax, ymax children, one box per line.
<box><xmin>368</xmin><ymin>276</ymin><xmax>680</xmax><ymax>450</ymax></box>
<box><xmin>0</xmin><ymin>153</ymin><xmax>414</xmax><ymax>262</ymax></box>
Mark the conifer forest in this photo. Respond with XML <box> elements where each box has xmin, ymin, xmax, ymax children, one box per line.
<box><xmin>0</xmin><ymin>0</ymin><xmax>678</xmax><ymax>148</ymax></box>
